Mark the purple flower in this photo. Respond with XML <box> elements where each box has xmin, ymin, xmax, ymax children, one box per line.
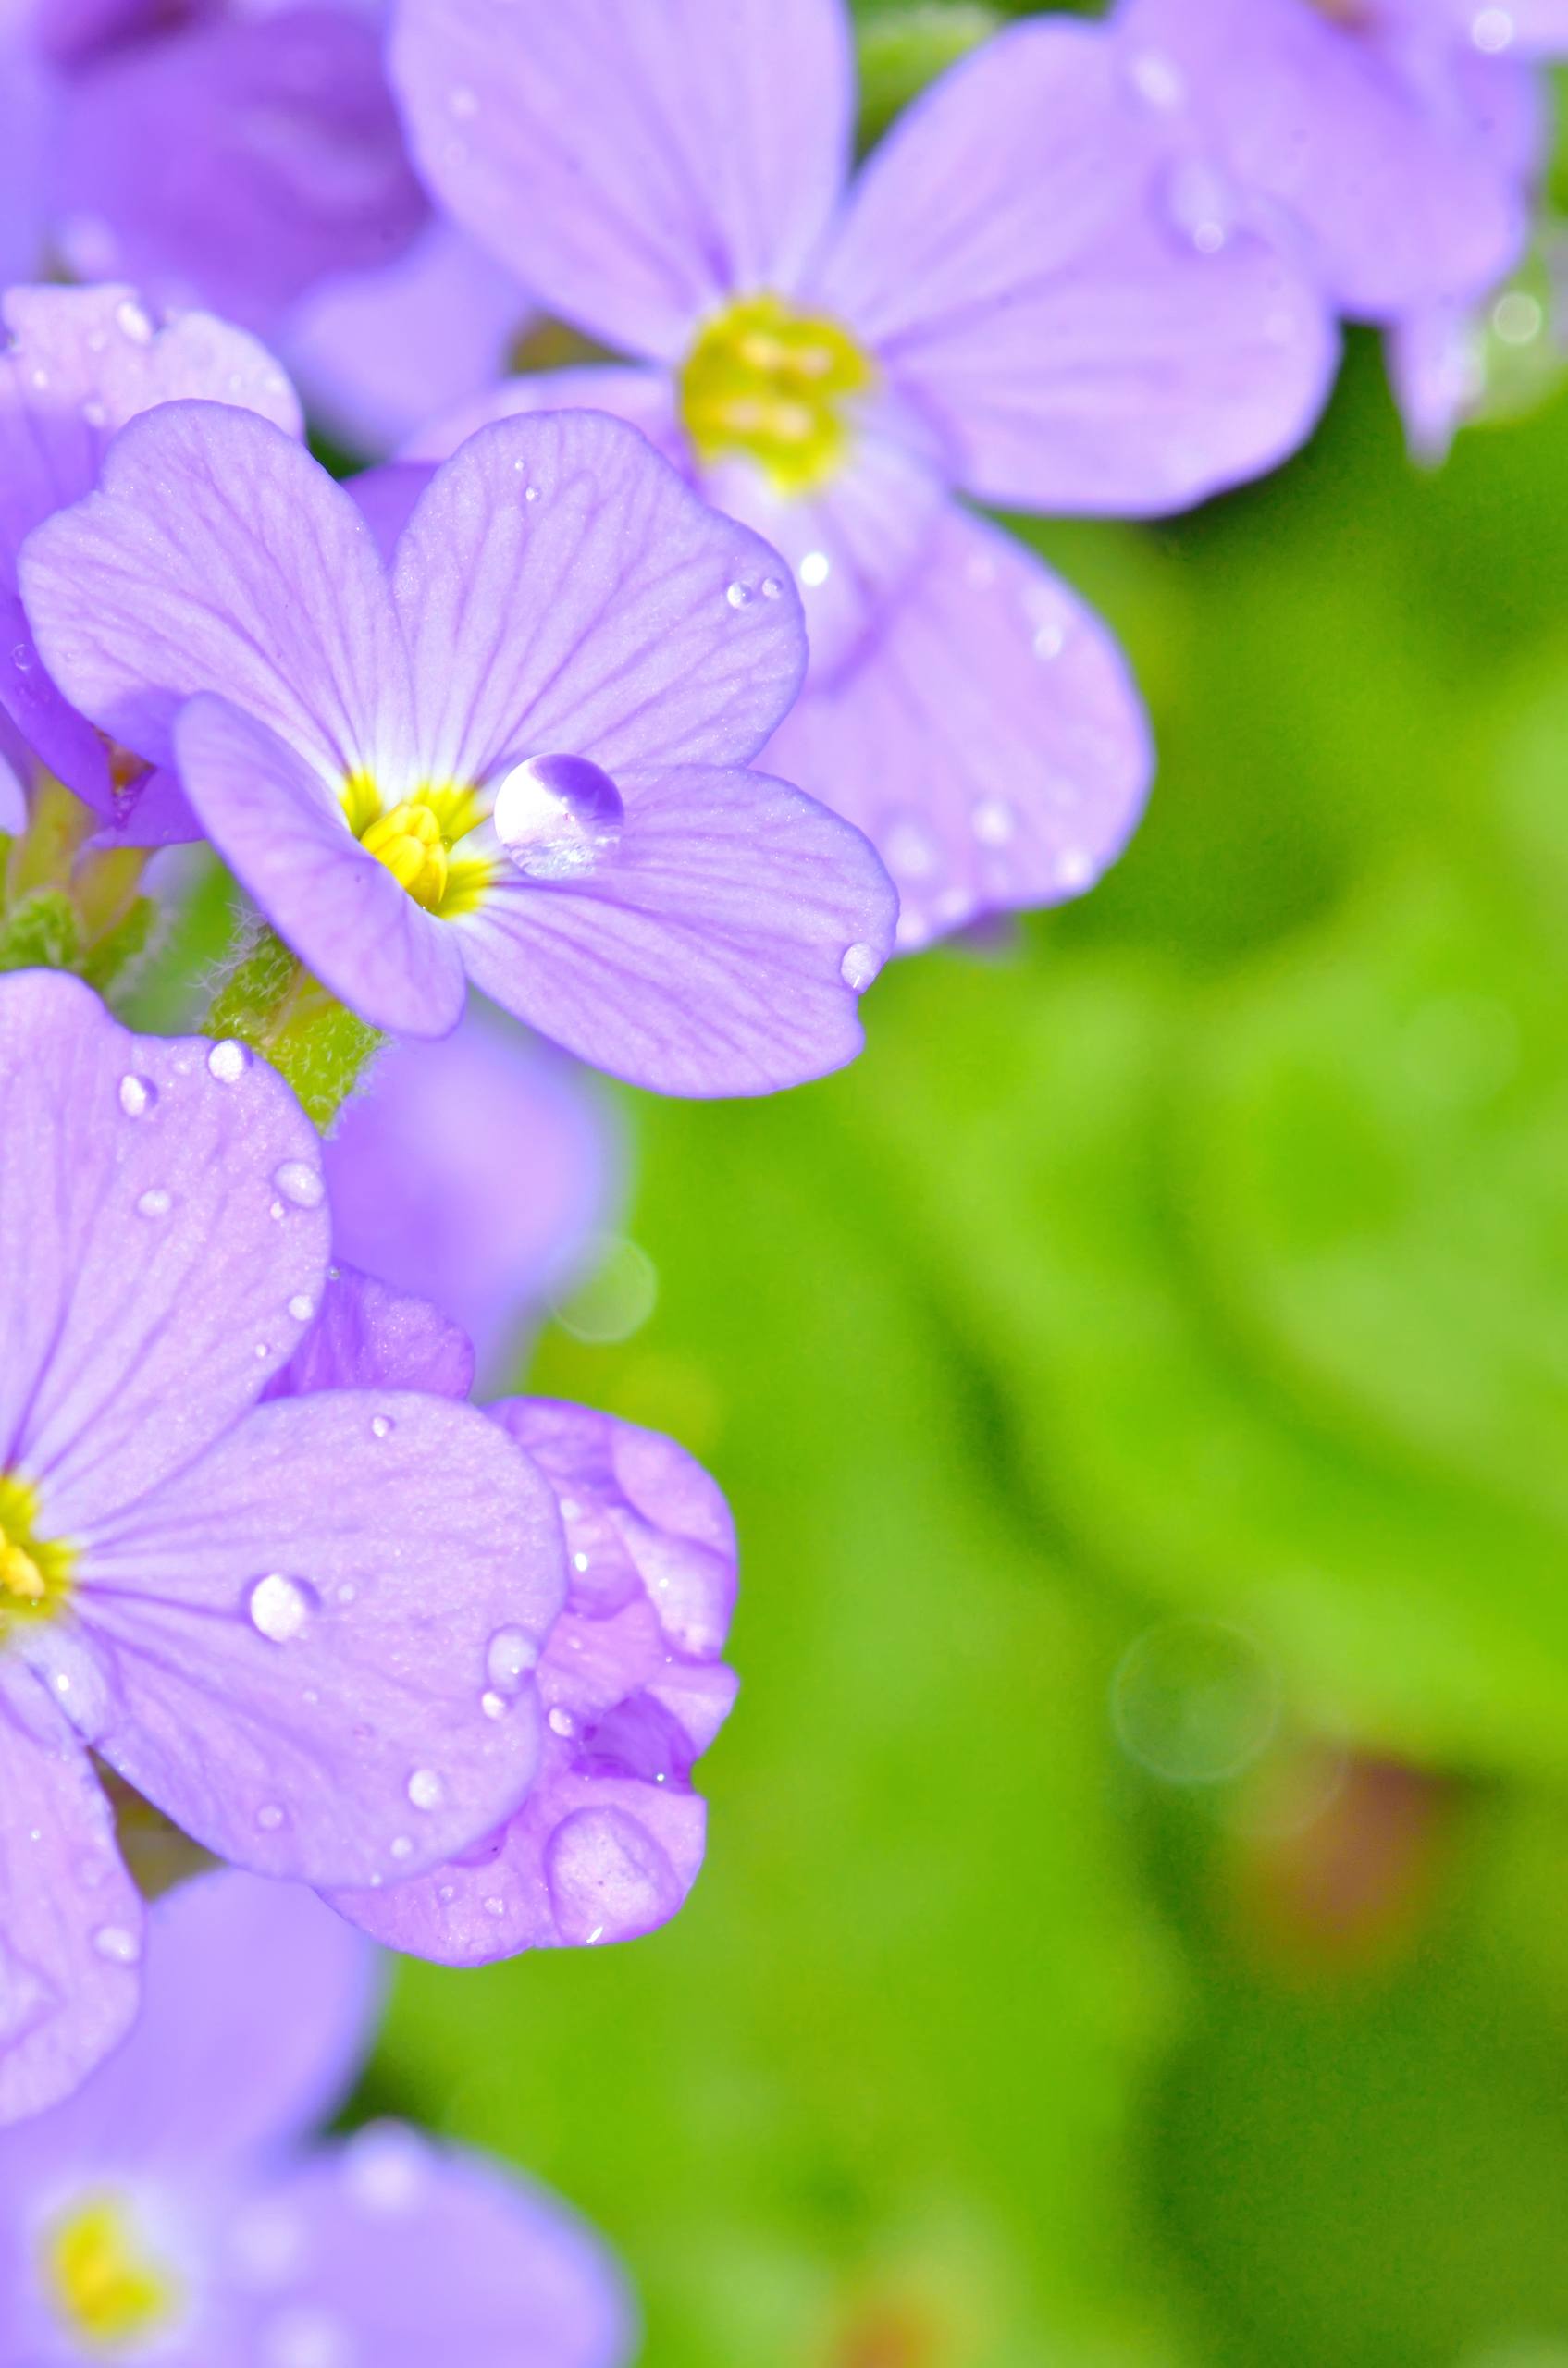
<box><xmin>389</xmin><ymin>0</ymin><xmax>1338</xmax><ymax>945</ymax></box>
<box><xmin>10</xmin><ymin>0</ymin><xmax>427</xmax><ymax>336</ymax></box>
<box><xmin>19</xmin><ymin>401</ymin><xmax>896</xmax><ymax>1093</ymax></box>
<box><xmin>322</xmin><ymin>1005</ymin><xmax>623</xmax><ymax>1386</ymax></box>
<box><xmin>0</xmin><ymin>970</ymin><xmax>567</xmax><ymax>2122</ymax></box>
<box><xmin>0</xmin><ymin>1868</ymin><xmax>634</xmax><ymax>2363</ymax></box>
<box><xmin>271</xmin><ymin>1259</ymin><xmax>737</xmax><ymax>1963</ymax></box>
<box><xmin>0</xmin><ymin>282</ymin><xmax>301</xmax><ymax>845</ymax></box>
<box><xmin>1113</xmin><ymin>0</ymin><xmax>1566</xmax><ymax>322</ymax></box>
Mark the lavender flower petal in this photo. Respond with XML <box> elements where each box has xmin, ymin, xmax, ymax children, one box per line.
<box><xmin>765</xmin><ymin>504</ymin><xmax>1151</xmax><ymax>949</ymax></box>
<box><xmin>0</xmin><ymin>1677</ymin><xmax>141</xmax><ymax>2128</ymax></box>
<box><xmin>451</xmin><ymin>759</ymin><xmax>896</xmax><ymax>1095</ymax></box>
<box><xmin>390</xmin><ymin>411</ymin><xmax>808</xmax><ymax>786</ymax></box>
<box><xmin>269</xmin><ymin>1264</ymin><xmax>476</xmax><ymax>1404</ymax></box>
<box><xmin>813</xmin><ymin>18</ymin><xmax>1337</xmax><ymax>513</ymax></box>
<box><xmin>391</xmin><ymin>0</ymin><xmax>853</xmax><ymax>359</ymax></box>
<box><xmin>0</xmin><ymin>970</ymin><xmax>328</xmax><ymax>1529</ymax></box>
<box><xmin>172</xmin><ymin>694</ymin><xmax>465</xmax><ymax>1040</ymax></box>
<box><xmin>68</xmin><ymin>1389</ymin><xmax>566</xmax><ymax>1887</ymax></box>
<box><xmin>400</xmin><ymin>364</ymin><xmax>688</xmax><ymax>472</ymax></box>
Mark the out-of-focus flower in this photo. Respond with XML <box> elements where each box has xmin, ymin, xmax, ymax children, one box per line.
<box><xmin>0</xmin><ymin>1868</ymin><xmax>635</xmax><ymax>2363</ymax></box>
<box><xmin>271</xmin><ymin>1261</ymin><xmax>736</xmax><ymax>1961</ymax></box>
<box><xmin>19</xmin><ymin>402</ymin><xmax>897</xmax><ymax>1093</ymax></box>
<box><xmin>390</xmin><ymin>0</ymin><xmax>1338</xmax><ymax>947</ymax></box>
<box><xmin>1114</xmin><ymin>0</ymin><xmax>1568</xmax><ymax>454</ymax></box>
<box><xmin>0</xmin><ymin>283</ymin><xmax>301</xmax><ymax>845</ymax></box>
<box><xmin>6</xmin><ymin>0</ymin><xmax>427</xmax><ymax>337</ymax></box>
<box><xmin>322</xmin><ymin>1004</ymin><xmax>623</xmax><ymax>1387</ymax></box>
<box><xmin>0</xmin><ymin>971</ymin><xmax>565</xmax><ymax>2122</ymax></box>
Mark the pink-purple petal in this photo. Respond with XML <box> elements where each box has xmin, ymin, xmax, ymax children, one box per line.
<box><xmin>267</xmin><ymin>1264</ymin><xmax>475</xmax><ymax>1404</ymax></box>
<box><xmin>765</xmin><ymin>505</ymin><xmax>1151</xmax><ymax>949</ymax></box>
<box><xmin>400</xmin><ymin>364</ymin><xmax>688</xmax><ymax>473</ymax></box>
<box><xmin>71</xmin><ymin>1390</ymin><xmax>566</xmax><ymax>1889</ymax></box>
<box><xmin>452</xmin><ymin>760</ymin><xmax>896</xmax><ymax>1096</ymax></box>
<box><xmin>173</xmin><ymin>695</ymin><xmax>465</xmax><ymax>1041</ymax></box>
<box><xmin>391</xmin><ymin>411</ymin><xmax>808</xmax><ymax>787</ymax></box>
<box><xmin>0</xmin><ymin>970</ymin><xmax>329</xmax><ymax>1531</ymax></box>
<box><xmin>391</xmin><ymin>0</ymin><xmax>853</xmax><ymax>360</ymax></box>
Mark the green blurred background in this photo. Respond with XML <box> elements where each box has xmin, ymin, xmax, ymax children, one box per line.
<box><xmin>361</xmin><ymin>13</ymin><xmax>1568</xmax><ymax>2362</ymax></box>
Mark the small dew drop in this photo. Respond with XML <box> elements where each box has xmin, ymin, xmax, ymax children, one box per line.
<box><xmin>272</xmin><ymin>1160</ymin><xmax>325</xmax><ymax>1210</ymax></box>
<box><xmin>256</xmin><ymin>1803</ymin><xmax>285</xmax><ymax>1832</ymax></box>
<box><xmin>486</xmin><ymin>1625</ymin><xmax>538</xmax><ymax>1692</ymax></box>
<box><xmin>1031</xmin><ymin>621</ymin><xmax>1066</xmax><ymax>662</ymax></box>
<box><xmin>972</xmin><ymin>797</ymin><xmax>1016</xmax><ymax>847</ymax></box>
<box><xmin>117</xmin><ymin>1074</ymin><xmax>156</xmax><ymax>1118</ymax></box>
<box><xmin>370</xmin><ymin>1414</ymin><xmax>393</xmax><ymax>1439</ymax></box>
<box><xmin>136</xmin><ymin>1188</ymin><xmax>172</xmax><ymax>1220</ymax></box>
<box><xmin>115</xmin><ymin>298</ymin><xmax>153</xmax><ymax>344</ymax></box>
<box><xmin>92</xmin><ymin>1924</ymin><xmax>139</xmax><ymax>1965</ymax></box>
<box><xmin>725</xmin><ymin>579</ymin><xmax>753</xmax><ymax>609</ymax></box>
<box><xmin>9</xmin><ymin>644</ymin><xmax>31</xmax><ymax>674</ymax></box>
<box><xmin>206</xmin><ymin>1038</ymin><xmax>252</xmax><ymax>1085</ymax></box>
<box><xmin>840</xmin><ymin>942</ymin><xmax>883</xmax><ymax>993</ymax></box>
<box><xmin>288</xmin><ymin>1295</ymin><xmax>315</xmax><ymax>1324</ymax></box>
<box><xmin>389</xmin><ymin>1834</ymin><xmax>414</xmax><ymax>1861</ymax></box>
<box><xmin>406</xmin><ymin>1769</ymin><xmax>444</xmax><ymax>1812</ymax></box>
<box><xmin>1128</xmin><ymin>46</ymin><xmax>1185</xmax><ymax>108</ymax></box>
<box><xmin>247</xmin><ymin>1572</ymin><xmax>315</xmax><ymax>1644</ymax></box>
<box><xmin>798</xmin><ymin>549</ymin><xmax>831</xmax><ymax>588</ymax></box>
<box><xmin>481</xmin><ymin>1691</ymin><xmax>507</xmax><ymax>1720</ymax></box>
<box><xmin>483</xmin><ymin>1895</ymin><xmax>505</xmax><ymax>1918</ymax></box>
<box><xmin>760</xmin><ymin>576</ymin><xmax>783</xmax><ymax>598</ymax></box>
<box><xmin>548</xmin><ymin>1707</ymin><xmax>575</xmax><ymax>1738</ymax></box>
<box><xmin>1472</xmin><ymin>5</ymin><xmax>1515</xmax><ymax>50</ymax></box>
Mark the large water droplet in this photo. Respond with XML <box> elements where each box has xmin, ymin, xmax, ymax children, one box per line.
<box><xmin>486</xmin><ymin>1625</ymin><xmax>538</xmax><ymax>1693</ymax></box>
<box><xmin>406</xmin><ymin>1768</ymin><xmax>444</xmax><ymax>1812</ymax></box>
<box><xmin>840</xmin><ymin>942</ymin><xmax>883</xmax><ymax>992</ymax></box>
<box><xmin>272</xmin><ymin>1159</ymin><xmax>325</xmax><ymax>1209</ymax></box>
<box><xmin>491</xmin><ymin>753</ymin><xmax>624</xmax><ymax>881</ymax></box>
<box><xmin>247</xmin><ymin>1572</ymin><xmax>316</xmax><ymax>1644</ymax></box>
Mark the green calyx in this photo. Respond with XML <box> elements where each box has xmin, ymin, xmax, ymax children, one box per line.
<box><xmin>203</xmin><ymin>924</ymin><xmax>383</xmax><ymax>1131</ymax></box>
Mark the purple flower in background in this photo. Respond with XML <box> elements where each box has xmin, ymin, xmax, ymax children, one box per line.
<box><xmin>0</xmin><ymin>282</ymin><xmax>301</xmax><ymax>845</ymax></box>
<box><xmin>0</xmin><ymin>1868</ymin><xmax>634</xmax><ymax>2364</ymax></box>
<box><xmin>6</xmin><ymin>0</ymin><xmax>427</xmax><ymax>336</ymax></box>
<box><xmin>20</xmin><ymin>401</ymin><xmax>896</xmax><ymax>1093</ymax></box>
<box><xmin>272</xmin><ymin>1262</ymin><xmax>737</xmax><ymax>1961</ymax></box>
<box><xmin>323</xmin><ymin>1004</ymin><xmax>623</xmax><ymax>1385</ymax></box>
<box><xmin>391</xmin><ymin>0</ymin><xmax>1337</xmax><ymax>946</ymax></box>
<box><xmin>0</xmin><ymin>970</ymin><xmax>566</xmax><ymax>2122</ymax></box>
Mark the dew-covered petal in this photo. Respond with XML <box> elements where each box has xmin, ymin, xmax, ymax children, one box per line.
<box><xmin>228</xmin><ymin>2128</ymin><xmax>634</xmax><ymax>2368</ymax></box>
<box><xmin>322</xmin><ymin>1009</ymin><xmax>621</xmax><ymax>1383</ymax></box>
<box><xmin>1115</xmin><ymin>0</ymin><xmax>1527</xmax><ymax>320</ymax></box>
<box><xmin>811</xmin><ymin>18</ymin><xmax>1337</xmax><ymax>513</ymax></box>
<box><xmin>267</xmin><ymin>1265</ymin><xmax>475</xmax><ymax>1404</ymax></box>
<box><xmin>173</xmin><ymin>695</ymin><xmax>464</xmax><ymax>1041</ymax></box>
<box><xmin>0</xmin><ymin>1869</ymin><xmax>380</xmax><ymax>2177</ymax></box>
<box><xmin>392</xmin><ymin>411</ymin><xmax>807</xmax><ymax>787</ymax></box>
<box><xmin>69</xmin><ymin>1391</ymin><xmax>566</xmax><ymax>1889</ymax></box>
<box><xmin>0</xmin><ymin>283</ymin><xmax>301</xmax><ymax>822</ymax></box>
<box><xmin>56</xmin><ymin>6</ymin><xmax>428</xmax><ymax>332</ymax></box>
<box><xmin>451</xmin><ymin>761</ymin><xmax>896</xmax><ymax>1095</ymax></box>
<box><xmin>400</xmin><ymin>364</ymin><xmax>687</xmax><ymax>472</ymax></box>
<box><xmin>331</xmin><ymin>1400</ymin><xmax>735</xmax><ymax>1963</ymax></box>
<box><xmin>20</xmin><ymin>400</ymin><xmax>409</xmax><ymax>785</ymax></box>
<box><xmin>765</xmin><ymin>505</ymin><xmax>1150</xmax><ymax>950</ymax></box>
<box><xmin>283</xmin><ymin>217</ymin><xmax>530</xmax><ymax>461</ymax></box>
<box><xmin>698</xmin><ymin>399</ymin><xmax>948</xmax><ymax>684</ymax></box>
<box><xmin>0</xmin><ymin>970</ymin><xmax>328</xmax><ymax>1530</ymax></box>
<box><xmin>0</xmin><ymin>1672</ymin><xmax>142</xmax><ymax>2128</ymax></box>
<box><xmin>391</xmin><ymin>0</ymin><xmax>852</xmax><ymax>361</ymax></box>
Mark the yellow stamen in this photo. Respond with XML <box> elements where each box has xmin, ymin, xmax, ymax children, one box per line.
<box><xmin>678</xmin><ymin>291</ymin><xmax>874</xmax><ymax>497</ymax></box>
<box><xmin>44</xmin><ymin>2195</ymin><xmax>179</xmax><ymax>2350</ymax></box>
<box><xmin>0</xmin><ymin>1473</ymin><xmax>71</xmax><ymax>1633</ymax></box>
<box><xmin>361</xmin><ymin>799</ymin><xmax>450</xmax><ymax>910</ymax></box>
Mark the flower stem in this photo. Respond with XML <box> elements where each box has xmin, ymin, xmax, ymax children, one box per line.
<box><xmin>204</xmin><ymin>924</ymin><xmax>383</xmax><ymax>1130</ymax></box>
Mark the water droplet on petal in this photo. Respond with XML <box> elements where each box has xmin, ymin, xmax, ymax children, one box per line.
<box><xmin>9</xmin><ymin>644</ymin><xmax>31</xmax><ymax>674</ymax></box>
<box><xmin>136</xmin><ymin>1188</ymin><xmax>172</xmax><ymax>1219</ymax></box>
<box><xmin>760</xmin><ymin>576</ymin><xmax>783</xmax><ymax>599</ymax></box>
<box><xmin>118</xmin><ymin>1074</ymin><xmax>155</xmax><ymax>1118</ymax></box>
<box><xmin>272</xmin><ymin>1159</ymin><xmax>325</xmax><ymax>1209</ymax></box>
<box><xmin>972</xmin><ymin>798</ymin><xmax>1016</xmax><ymax>847</ymax></box>
<box><xmin>483</xmin><ymin>1894</ymin><xmax>505</xmax><ymax>1918</ymax></box>
<box><xmin>389</xmin><ymin>1834</ymin><xmax>414</xmax><ymax>1861</ymax></box>
<box><xmin>1127</xmin><ymin>46</ymin><xmax>1185</xmax><ymax>107</ymax></box>
<box><xmin>115</xmin><ymin>299</ymin><xmax>153</xmax><ymax>343</ymax></box>
<box><xmin>840</xmin><ymin>942</ymin><xmax>883</xmax><ymax>992</ymax></box>
<box><xmin>288</xmin><ymin>1295</ymin><xmax>315</xmax><ymax>1323</ymax></box>
<box><xmin>486</xmin><ymin>1625</ymin><xmax>538</xmax><ymax>1692</ymax></box>
<box><xmin>370</xmin><ymin>1413</ymin><xmax>393</xmax><ymax>1439</ymax></box>
<box><xmin>1161</xmin><ymin>157</ymin><xmax>1239</xmax><ymax>255</ymax></box>
<box><xmin>491</xmin><ymin>752</ymin><xmax>624</xmax><ymax>881</ymax></box>
<box><xmin>92</xmin><ymin>1923</ymin><xmax>140</xmax><ymax>1965</ymax></box>
<box><xmin>481</xmin><ymin>1691</ymin><xmax>507</xmax><ymax>1720</ymax></box>
<box><xmin>798</xmin><ymin>549</ymin><xmax>831</xmax><ymax>588</ymax></box>
<box><xmin>206</xmin><ymin>1039</ymin><xmax>252</xmax><ymax>1085</ymax></box>
<box><xmin>256</xmin><ymin>1803</ymin><xmax>286</xmax><ymax>1832</ymax></box>
<box><xmin>406</xmin><ymin>1769</ymin><xmax>444</xmax><ymax>1812</ymax></box>
<box><xmin>548</xmin><ymin>1706</ymin><xmax>575</xmax><ymax>1738</ymax></box>
<box><xmin>247</xmin><ymin>1572</ymin><xmax>315</xmax><ymax>1644</ymax></box>
<box><xmin>725</xmin><ymin>579</ymin><xmax>753</xmax><ymax>609</ymax></box>
<box><xmin>1472</xmin><ymin>6</ymin><xmax>1515</xmax><ymax>51</ymax></box>
<box><xmin>343</xmin><ymin>2121</ymin><xmax>426</xmax><ymax>2212</ymax></box>
<box><xmin>1031</xmin><ymin>620</ymin><xmax>1066</xmax><ymax>661</ymax></box>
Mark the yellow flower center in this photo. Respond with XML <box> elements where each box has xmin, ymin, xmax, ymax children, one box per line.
<box><xmin>0</xmin><ymin>1473</ymin><xmax>71</xmax><ymax>1634</ymax></box>
<box><xmin>677</xmin><ymin>291</ymin><xmax>875</xmax><ymax>497</ymax></box>
<box><xmin>44</xmin><ymin>2195</ymin><xmax>179</xmax><ymax>2350</ymax></box>
<box><xmin>345</xmin><ymin>776</ymin><xmax>490</xmax><ymax>916</ymax></box>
